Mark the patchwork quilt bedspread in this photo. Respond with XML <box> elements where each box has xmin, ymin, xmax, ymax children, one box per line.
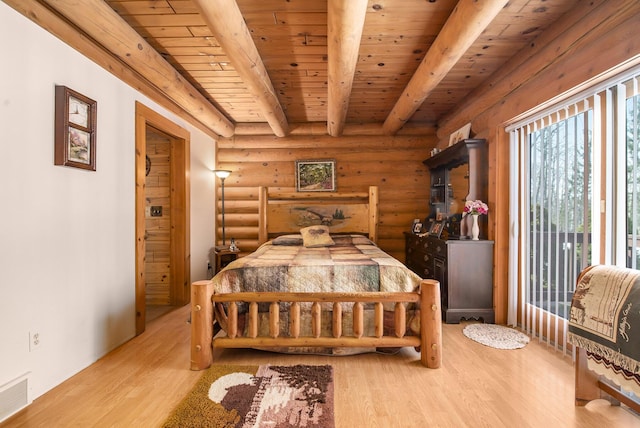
<box><xmin>568</xmin><ymin>264</ymin><xmax>640</xmax><ymax>394</ymax></box>
<box><xmin>211</xmin><ymin>235</ymin><xmax>423</xmax><ymax>353</ymax></box>
<box><xmin>211</xmin><ymin>234</ymin><xmax>422</xmax><ymax>295</ymax></box>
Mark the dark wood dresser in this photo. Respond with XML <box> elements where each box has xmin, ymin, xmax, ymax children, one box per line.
<box><xmin>405</xmin><ymin>232</ymin><xmax>494</xmax><ymax>323</ymax></box>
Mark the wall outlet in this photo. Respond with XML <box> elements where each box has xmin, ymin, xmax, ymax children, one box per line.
<box><xmin>29</xmin><ymin>331</ymin><xmax>41</xmax><ymax>351</ymax></box>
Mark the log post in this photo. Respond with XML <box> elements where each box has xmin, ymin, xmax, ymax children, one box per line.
<box><xmin>332</xmin><ymin>302</ymin><xmax>342</xmax><ymax>337</ymax></box>
<box><xmin>394</xmin><ymin>302</ymin><xmax>406</xmax><ymax>338</ymax></box>
<box><xmin>311</xmin><ymin>302</ymin><xmax>322</xmax><ymax>338</ymax></box>
<box><xmin>420</xmin><ymin>279</ymin><xmax>442</xmax><ymax>368</ymax></box>
<box><xmin>374</xmin><ymin>302</ymin><xmax>384</xmax><ymax>338</ymax></box>
<box><xmin>227</xmin><ymin>302</ymin><xmax>238</xmax><ymax>339</ymax></box>
<box><xmin>353</xmin><ymin>302</ymin><xmax>364</xmax><ymax>338</ymax></box>
<box><xmin>190</xmin><ymin>280</ymin><xmax>214</xmax><ymax>370</ymax></box>
<box><xmin>269</xmin><ymin>302</ymin><xmax>280</xmax><ymax>338</ymax></box>
<box><xmin>290</xmin><ymin>302</ymin><xmax>300</xmax><ymax>338</ymax></box>
<box><xmin>575</xmin><ymin>347</ymin><xmax>603</xmax><ymax>405</ymax></box>
<box><xmin>248</xmin><ymin>302</ymin><xmax>258</xmax><ymax>338</ymax></box>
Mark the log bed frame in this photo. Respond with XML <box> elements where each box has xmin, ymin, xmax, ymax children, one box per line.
<box><xmin>190</xmin><ymin>186</ymin><xmax>443</xmax><ymax>370</ymax></box>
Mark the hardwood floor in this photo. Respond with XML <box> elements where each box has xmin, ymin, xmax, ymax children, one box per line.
<box><xmin>146</xmin><ymin>305</ymin><xmax>180</xmax><ymax>324</ymax></box>
<box><xmin>3</xmin><ymin>305</ymin><xmax>639</xmax><ymax>427</ymax></box>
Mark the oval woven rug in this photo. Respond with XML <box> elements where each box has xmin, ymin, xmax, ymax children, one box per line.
<box><xmin>462</xmin><ymin>323</ymin><xmax>530</xmax><ymax>349</ymax></box>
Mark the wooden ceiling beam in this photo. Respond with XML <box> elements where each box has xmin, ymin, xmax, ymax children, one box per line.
<box><xmin>326</xmin><ymin>0</ymin><xmax>368</xmax><ymax>137</ymax></box>
<box><xmin>234</xmin><ymin>122</ymin><xmax>435</xmax><ymax>137</ymax></box>
<box><xmin>382</xmin><ymin>0</ymin><xmax>509</xmax><ymax>135</ymax></box>
<box><xmin>191</xmin><ymin>0</ymin><xmax>289</xmax><ymax>137</ymax></box>
<box><xmin>38</xmin><ymin>0</ymin><xmax>235</xmax><ymax>138</ymax></box>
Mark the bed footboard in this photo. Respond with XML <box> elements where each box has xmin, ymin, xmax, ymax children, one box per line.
<box><xmin>190</xmin><ymin>279</ymin><xmax>442</xmax><ymax>370</ymax></box>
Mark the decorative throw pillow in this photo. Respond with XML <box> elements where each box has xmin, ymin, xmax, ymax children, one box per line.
<box><xmin>300</xmin><ymin>225</ymin><xmax>335</xmax><ymax>248</ymax></box>
<box><xmin>271</xmin><ymin>234</ymin><xmax>304</xmax><ymax>246</ymax></box>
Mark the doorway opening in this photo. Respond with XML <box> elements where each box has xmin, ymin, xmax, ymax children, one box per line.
<box><xmin>135</xmin><ymin>102</ymin><xmax>191</xmax><ymax>335</ymax></box>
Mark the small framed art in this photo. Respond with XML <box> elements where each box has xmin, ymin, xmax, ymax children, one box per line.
<box><xmin>296</xmin><ymin>159</ymin><xmax>336</xmax><ymax>192</ymax></box>
<box><xmin>448</xmin><ymin>123</ymin><xmax>471</xmax><ymax>147</ymax></box>
<box><xmin>55</xmin><ymin>85</ymin><xmax>97</xmax><ymax>170</ymax></box>
<box><xmin>428</xmin><ymin>220</ymin><xmax>445</xmax><ymax>238</ymax></box>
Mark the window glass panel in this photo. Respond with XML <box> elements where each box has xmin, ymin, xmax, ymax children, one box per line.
<box><xmin>627</xmin><ymin>94</ymin><xmax>640</xmax><ymax>268</ymax></box>
<box><xmin>528</xmin><ymin>111</ymin><xmax>592</xmax><ymax>319</ymax></box>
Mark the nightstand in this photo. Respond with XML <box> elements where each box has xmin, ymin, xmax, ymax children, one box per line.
<box><xmin>213</xmin><ymin>247</ymin><xmax>240</xmax><ymax>274</ymax></box>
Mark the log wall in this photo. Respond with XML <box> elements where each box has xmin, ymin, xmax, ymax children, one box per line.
<box><xmin>215</xmin><ymin>133</ymin><xmax>436</xmax><ymax>261</ymax></box>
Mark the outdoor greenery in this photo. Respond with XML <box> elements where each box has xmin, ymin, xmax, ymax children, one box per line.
<box><xmin>527</xmin><ymin>111</ymin><xmax>592</xmax><ymax>319</ymax></box>
<box><xmin>627</xmin><ymin>95</ymin><xmax>640</xmax><ymax>269</ymax></box>
<box><xmin>526</xmin><ymin>88</ymin><xmax>640</xmax><ymax>319</ymax></box>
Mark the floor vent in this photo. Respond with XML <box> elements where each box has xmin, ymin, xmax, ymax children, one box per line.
<box><xmin>0</xmin><ymin>373</ymin><xmax>31</xmax><ymax>423</ymax></box>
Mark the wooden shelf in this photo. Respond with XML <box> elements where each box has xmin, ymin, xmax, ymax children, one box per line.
<box><xmin>423</xmin><ymin>139</ymin><xmax>487</xmax><ymax>235</ymax></box>
<box><xmin>423</xmin><ymin>138</ymin><xmax>485</xmax><ymax>170</ymax></box>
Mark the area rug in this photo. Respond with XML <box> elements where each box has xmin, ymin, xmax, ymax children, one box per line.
<box><xmin>163</xmin><ymin>364</ymin><xmax>334</xmax><ymax>428</ymax></box>
<box><xmin>462</xmin><ymin>323</ymin><xmax>530</xmax><ymax>350</ymax></box>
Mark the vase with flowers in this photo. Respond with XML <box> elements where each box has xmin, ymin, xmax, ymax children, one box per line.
<box><xmin>464</xmin><ymin>200</ymin><xmax>488</xmax><ymax>240</ymax></box>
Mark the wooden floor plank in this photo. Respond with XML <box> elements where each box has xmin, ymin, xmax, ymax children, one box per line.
<box><xmin>3</xmin><ymin>305</ymin><xmax>639</xmax><ymax>427</ymax></box>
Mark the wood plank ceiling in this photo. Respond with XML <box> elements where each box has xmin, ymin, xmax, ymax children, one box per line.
<box><xmin>34</xmin><ymin>0</ymin><xmax>583</xmax><ymax>137</ymax></box>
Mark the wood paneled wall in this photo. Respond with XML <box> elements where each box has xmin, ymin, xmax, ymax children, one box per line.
<box><xmin>145</xmin><ymin>129</ymin><xmax>171</xmax><ymax>305</ymax></box>
<box><xmin>215</xmin><ymin>133</ymin><xmax>436</xmax><ymax>261</ymax></box>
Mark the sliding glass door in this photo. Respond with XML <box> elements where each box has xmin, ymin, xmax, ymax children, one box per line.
<box><xmin>508</xmin><ymin>67</ymin><xmax>640</xmax><ymax>349</ymax></box>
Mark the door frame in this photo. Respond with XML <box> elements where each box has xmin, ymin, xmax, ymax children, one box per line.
<box><xmin>135</xmin><ymin>102</ymin><xmax>191</xmax><ymax>335</ymax></box>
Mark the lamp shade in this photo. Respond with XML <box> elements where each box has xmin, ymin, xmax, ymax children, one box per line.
<box><xmin>213</xmin><ymin>169</ymin><xmax>231</xmax><ymax>179</ymax></box>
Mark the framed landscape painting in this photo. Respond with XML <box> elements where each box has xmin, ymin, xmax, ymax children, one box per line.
<box><xmin>295</xmin><ymin>159</ymin><xmax>336</xmax><ymax>192</ymax></box>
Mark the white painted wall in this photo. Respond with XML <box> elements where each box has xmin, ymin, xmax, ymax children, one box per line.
<box><xmin>0</xmin><ymin>3</ymin><xmax>215</xmax><ymax>402</ymax></box>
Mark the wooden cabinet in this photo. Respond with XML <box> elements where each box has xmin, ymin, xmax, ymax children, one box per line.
<box><xmin>405</xmin><ymin>233</ymin><xmax>494</xmax><ymax>324</ymax></box>
<box><xmin>406</xmin><ymin>138</ymin><xmax>494</xmax><ymax>323</ymax></box>
<box><xmin>423</xmin><ymin>139</ymin><xmax>487</xmax><ymax>238</ymax></box>
<box><xmin>212</xmin><ymin>248</ymin><xmax>240</xmax><ymax>274</ymax></box>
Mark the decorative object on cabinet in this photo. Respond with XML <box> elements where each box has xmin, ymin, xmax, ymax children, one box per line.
<box><xmin>463</xmin><ymin>199</ymin><xmax>488</xmax><ymax>240</ymax></box>
<box><xmin>463</xmin><ymin>199</ymin><xmax>489</xmax><ymax>216</ymax></box>
<box><xmin>213</xmin><ymin>169</ymin><xmax>231</xmax><ymax>250</ymax></box>
<box><xmin>295</xmin><ymin>159</ymin><xmax>336</xmax><ymax>192</ymax></box>
<box><xmin>229</xmin><ymin>238</ymin><xmax>239</xmax><ymax>252</ymax></box>
<box><xmin>404</xmin><ymin>232</ymin><xmax>494</xmax><ymax>324</ymax></box>
<box><xmin>470</xmin><ymin>214</ymin><xmax>480</xmax><ymax>240</ymax></box>
<box><xmin>423</xmin><ymin>139</ymin><xmax>487</xmax><ymax>239</ymax></box>
<box><xmin>412</xmin><ymin>220</ymin><xmax>423</xmax><ymax>234</ymax></box>
<box><xmin>54</xmin><ymin>85</ymin><xmax>97</xmax><ymax>171</ymax></box>
<box><xmin>428</xmin><ymin>220</ymin><xmax>444</xmax><ymax>238</ymax></box>
<box><xmin>448</xmin><ymin>123</ymin><xmax>471</xmax><ymax>146</ymax></box>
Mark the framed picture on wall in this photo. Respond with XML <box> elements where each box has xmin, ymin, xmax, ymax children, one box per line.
<box><xmin>296</xmin><ymin>159</ymin><xmax>336</xmax><ymax>192</ymax></box>
<box><xmin>54</xmin><ymin>85</ymin><xmax>97</xmax><ymax>171</ymax></box>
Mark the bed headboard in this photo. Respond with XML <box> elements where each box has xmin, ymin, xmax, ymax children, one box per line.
<box><xmin>257</xmin><ymin>186</ymin><xmax>379</xmax><ymax>244</ymax></box>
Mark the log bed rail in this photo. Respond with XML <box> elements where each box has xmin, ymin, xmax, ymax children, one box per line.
<box><xmin>190</xmin><ymin>278</ymin><xmax>442</xmax><ymax>370</ymax></box>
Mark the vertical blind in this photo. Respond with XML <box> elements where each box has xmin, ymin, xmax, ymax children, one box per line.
<box><xmin>507</xmin><ymin>65</ymin><xmax>640</xmax><ymax>353</ymax></box>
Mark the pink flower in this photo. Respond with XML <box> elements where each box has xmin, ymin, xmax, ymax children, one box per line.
<box><xmin>464</xmin><ymin>200</ymin><xmax>488</xmax><ymax>215</ymax></box>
